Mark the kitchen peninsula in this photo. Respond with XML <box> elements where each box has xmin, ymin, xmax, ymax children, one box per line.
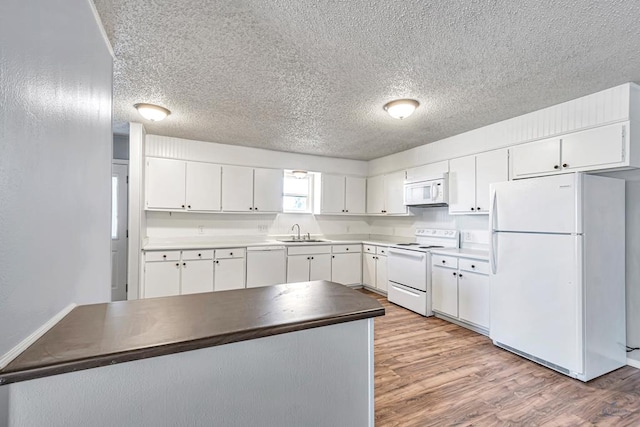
<box><xmin>0</xmin><ymin>281</ymin><xmax>384</xmax><ymax>426</ymax></box>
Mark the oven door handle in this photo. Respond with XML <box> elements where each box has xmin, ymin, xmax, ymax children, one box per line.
<box><xmin>387</xmin><ymin>248</ymin><xmax>425</xmax><ymax>258</ymax></box>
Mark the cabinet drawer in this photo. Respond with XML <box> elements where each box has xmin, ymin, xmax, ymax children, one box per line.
<box><xmin>376</xmin><ymin>246</ymin><xmax>388</xmax><ymax>255</ymax></box>
<box><xmin>287</xmin><ymin>245</ymin><xmax>331</xmax><ymax>256</ymax></box>
<box><xmin>215</xmin><ymin>248</ymin><xmax>246</xmax><ymax>259</ymax></box>
<box><xmin>459</xmin><ymin>258</ymin><xmax>489</xmax><ymax>275</ymax></box>
<box><xmin>363</xmin><ymin>245</ymin><xmax>376</xmax><ymax>254</ymax></box>
<box><xmin>432</xmin><ymin>254</ymin><xmax>458</xmax><ymax>269</ymax></box>
<box><xmin>332</xmin><ymin>244</ymin><xmax>361</xmax><ymax>254</ymax></box>
<box><xmin>182</xmin><ymin>250</ymin><xmax>214</xmax><ymax>260</ymax></box>
<box><xmin>145</xmin><ymin>251</ymin><xmax>180</xmax><ymax>262</ymax></box>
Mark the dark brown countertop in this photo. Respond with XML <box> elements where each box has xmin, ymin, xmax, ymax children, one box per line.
<box><xmin>0</xmin><ymin>281</ymin><xmax>384</xmax><ymax>385</ymax></box>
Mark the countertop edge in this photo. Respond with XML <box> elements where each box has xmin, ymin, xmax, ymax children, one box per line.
<box><xmin>0</xmin><ymin>305</ymin><xmax>384</xmax><ymax>386</ymax></box>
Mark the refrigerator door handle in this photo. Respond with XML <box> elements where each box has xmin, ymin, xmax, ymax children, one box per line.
<box><xmin>489</xmin><ymin>188</ymin><xmax>498</xmax><ymax>274</ymax></box>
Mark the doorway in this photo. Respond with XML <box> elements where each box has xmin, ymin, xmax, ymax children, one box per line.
<box><xmin>111</xmin><ymin>161</ymin><xmax>128</xmax><ymax>301</ymax></box>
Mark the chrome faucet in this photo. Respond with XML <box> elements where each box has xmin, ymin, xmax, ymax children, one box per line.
<box><xmin>291</xmin><ymin>223</ymin><xmax>301</xmax><ymax>240</ymax></box>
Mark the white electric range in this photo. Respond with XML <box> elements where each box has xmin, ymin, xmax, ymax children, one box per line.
<box><xmin>387</xmin><ymin>229</ymin><xmax>459</xmax><ymax>316</ymax></box>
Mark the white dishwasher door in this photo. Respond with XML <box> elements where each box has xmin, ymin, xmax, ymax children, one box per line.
<box><xmin>246</xmin><ymin>247</ymin><xmax>286</xmax><ymax>288</ymax></box>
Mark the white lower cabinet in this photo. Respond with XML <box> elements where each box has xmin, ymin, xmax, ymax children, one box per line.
<box><xmin>213</xmin><ymin>249</ymin><xmax>246</xmax><ymax>291</ymax></box>
<box><xmin>144</xmin><ymin>256</ymin><xmax>181</xmax><ymax>298</ymax></box>
<box><xmin>181</xmin><ymin>260</ymin><xmax>214</xmax><ymax>295</ymax></box>
<box><xmin>431</xmin><ymin>253</ymin><xmax>490</xmax><ymax>333</ymax></box>
<box><xmin>331</xmin><ymin>245</ymin><xmax>362</xmax><ymax>286</ymax></box>
<box><xmin>286</xmin><ymin>245</ymin><xmax>332</xmax><ymax>283</ymax></box>
<box><xmin>362</xmin><ymin>245</ymin><xmax>388</xmax><ymax>292</ymax></box>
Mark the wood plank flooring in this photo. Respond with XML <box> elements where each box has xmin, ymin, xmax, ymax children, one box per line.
<box><xmin>360</xmin><ymin>289</ymin><xmax>640</xmax><ymax>426</ymax></box>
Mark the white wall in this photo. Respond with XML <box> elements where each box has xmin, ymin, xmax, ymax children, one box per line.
<box><xmin>0</xmin><ymin>0</ymin><xmax>112</xmax><ymax>397</ymax></box>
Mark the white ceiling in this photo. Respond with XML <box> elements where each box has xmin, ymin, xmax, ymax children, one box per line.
<box><xmin>94</xmin><ymin>0</ymin><xmax>640</xmax><ymax>161</ymax></box>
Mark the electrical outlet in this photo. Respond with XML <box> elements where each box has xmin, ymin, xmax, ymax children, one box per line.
<box><xmin>197</xmin><ymin>225</ymin><xmax>205</xmax><ymax>235</ymax></box>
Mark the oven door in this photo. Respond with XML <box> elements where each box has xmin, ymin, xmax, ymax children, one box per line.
<box><xmin>387</xmin><ymin>248</ymin><xmax>428</xmax><ymax>291</ymax></box>
<box><xmin>388</xmin><ymin>282</ymin><xmax>428</xmax><ymax>316</ymax></box>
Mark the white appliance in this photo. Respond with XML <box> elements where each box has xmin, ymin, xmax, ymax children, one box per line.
<box><xmin>403</xmin><ymin>174</ymin><xmax>448</xmax><ymax>207</ymax></box>
<box><xmin>387</xmin><ymin>229</ymin><xmax>459</xmax><ymax>316</ymax></box>
<box><xmin>246</xmin><ymin>246</ymin><xmax>286</xmax><ymax>288</ymax></box>
<box><xmin>489</xmin><ymin>173</ymin><xmax>626</xmax><ymax>381</ymax></box>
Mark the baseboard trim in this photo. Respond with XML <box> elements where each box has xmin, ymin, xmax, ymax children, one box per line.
<box><xmin>0</xmin><ymin>303</ymin><xmax>76</xmax><ymax>370</ymax></box>
<box><xmin>627</xmin><ymin>357</ymin><xmax>640</xmax><ymax>370</ymax></box>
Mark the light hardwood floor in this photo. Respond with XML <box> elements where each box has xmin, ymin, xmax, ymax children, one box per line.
<box><xmin>360</xmin><ymin>289</ymin><xmax>640</xmax><ymax>426</ymax></box>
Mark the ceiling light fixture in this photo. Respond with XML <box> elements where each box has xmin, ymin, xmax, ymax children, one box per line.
<box><xmin>291</xmin><ymin>170</ymin><xmax>308</xmax><ymax>178</ymax></box>
<box><xmin>134</xmin><ymin>103</ymin><xmax>171</xmax><ymax>121</ymax></box>
<box><xmin>383</xmin><ymin>99</ymin><xmax>420</xmax><ymax>119</ymax></box>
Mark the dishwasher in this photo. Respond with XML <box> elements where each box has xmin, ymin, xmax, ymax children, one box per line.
<box><xmin>246</xmin><ymin>246</ymin><xmax>286</xmax><ymax>288</ymax></box>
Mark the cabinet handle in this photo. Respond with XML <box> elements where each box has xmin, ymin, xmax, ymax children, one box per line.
<box><xmin>254</xmin><ymin>207</ymin><xmax>258</xmax><ymax>211</ymax></box>
<box><xmin>342</xmin><ymin>209</ymin><xmax>345</xmax><ymax>212</ymax></box>
<box><xmin>249</xmin><ymin>207</ymin><xmax>253</xmax><ymax>210</ymax></box>
<box><xmin>183</xmin><ymin>262</ymin><xmax>186</xmax><ymax>266</ymax></box>
<box><xmin>471</xmin><ymin>207</ymin><xmax>475</xmax><ymax>211</ymax></box>
<box><xmin>311</xmin><ymin>257</ymin><xmax>314</xmax><ymax>260</ymax></box>
<box><xmin>346</xmin><ymin>248</ymin><xmax>349</xmax><ymax>251</ymax></box>
<box><xmin>230</xmin><ymin>252</ymin><xmax>233</xmax><ymax>256</ymax></box>
<box><xmin>188</xmin><ymin>205</ymin><xmax>191</xmax><ymax>209</ymax></box>
<box><xmin>307</xmin><ymin>257</ymin><xmax>310</xmax><ymax>260</ymax></box>
<box><xmin>215</xmin><ymin>260</ymin><xmax>219</xmax><ymax>264</ymax></box>
<box><xmin>163</xmin><ymin>255</ymin><xmax>167</xmax><ymax>259</ymax></box>
<box><xmin>476</xmin><ymin>207</ymin><xmax>481</xmax><ymax>211</ymax></box>
<box><xmin>181</xmin><ymin>204</ymin><xmax>185</xmax><ymax>208</ymax></box>
<box><xmin>452</xmin><ymin>272</ymin><xmax>457</xmax><ymax>276</ymax></box>
<box><xmin>346</xmin><ymin>209</ymin><xmax>349</xmax><ymax>212</ymax></box>
<box><xmin>442</xmin><ymin>260</ymin><xmax>446</xmax><ymax>264</ymax></box>
<box><xmin>198</xmin><ymin>253</ymin><xmax>201</xmax><ymax>257</ymax></box>
<box><xmin>471</xmin><ymin>265</ymin><xmax>475</xmax><ymax>269</ymax></box>
<box><xmin>554</xmin><ymin>165</ymin><xmax>559</xmax><ymax>169</ymax></box>
<box><xmin>458</xmin><ymin>274</ymin><xmax>463</xmax><ymax>278</ymax></box>
<box><xmin>175</xmin><ymin>263</ymin><xmax>179</xmax><ymax>267</ymax></box>
<box><xmin>332</xmin><ymin>255</ymin><xmax>335</xmax><ymax>258</ymax></box>
<box><xmin>562</xmin><ymin>163</ymin><xmax>568</xmax><ymax>168</ymax></box>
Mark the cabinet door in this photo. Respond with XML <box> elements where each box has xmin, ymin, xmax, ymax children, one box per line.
<box><xmin>511</xmin><ymin>137</ymin><xmax>561</xmax><ymax>178</ymax></box>
<box><xmin>321</xmin><ymin>174</ymin><xmax>346</xmax><ymax>213</ymax></box>
<box><xmin>448</xmin><ymin>155</ymin><xmax>477</xmax><ymax>214</ymax></box>
<box><xmin>384</xmin><ymin>171</ymin><xmax>407</xmax><ymax>215</ymax></box>
<box><xmin>310</xmin><ymin>254</ymin><xmax>332</xmax><ymax>281</ymax></box>
<box><xmin>186</xmin><ymin>162</ymin><xmax>221</xmax><ymax>211</ymax></box>
<box><xmin>146</xmin><ymin>158</ymin><xmax>186</xmax><ymax>210</ymax></box>
<box><xmin>287</xmin><ymin>255</ymin><xmax>310</xmax><ymax>283</ymax></box>
<box><xmin>362</xmin><ymin>253</ymin><xmax>376</xmax><ymax>287</ymax></box>
<box><xmin>253</xmin><ymin>168</ymin><xmax>283</xmax><ymax>212</ymax></box>
<box><xmin>181</xmin><ymin>259</ymin><xmax>214</xmax><ymax>295</ymax></box>
<box><xmin>331</xmin><ymin>253</ymin><xmax>361</xmax><ymax>285</ymax></box>
<box><xmin>376</xmin><ymin>255</ymin><xmax>388</xmax><ymax>292</ymax></box>
<box><xmin>214</xmin><ymin>258</ymin><xmax>245</xmax><ymax>291</ymax></box>
<box><xmin>144</xmin><ymin>261</ymin><xmax>180</xmax><ymax>298</ymax></box>
<box><xmin>431</xmin><ymin>266</ymin><xmax>458</xmax><ymax>317</ymax></box>
<box><xmin>561</xmin><ymin>122</ymin><xmax>625</xmax><ymax>171</ymax></box>
<box><xmin>345</xmin><ymin>176</ymin><xmax>366</xmax><ymax>214</ymax></box>
<box><xmin>366</xmin><ymin>175</ymin><xmax>385</xmax><ymax>214</ymax></box>
<box><xmin>458</xmin><ymin>271</ymin><xmax>490</xmax><ymax>329</ymax></box>
<box><xmin>221</xmin><ymin>165</ymin><xmax>254</xmax><ymax>212</ymax></box>
<box><xmin>475</xmin><ymin>149</ymin><xmax>508</xmax><ymax>213</ymax></box>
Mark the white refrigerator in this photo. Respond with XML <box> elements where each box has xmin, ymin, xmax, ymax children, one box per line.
<box><xmin>489</xmin><ymin>173</ymin><xmax>626</xmax><ymax>381</ymax></box>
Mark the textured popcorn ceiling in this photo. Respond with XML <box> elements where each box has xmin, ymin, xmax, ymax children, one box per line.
<box><xmin>94</xmin><ymin>0</ymin><xmax>640</xmax><ymax>160</ymax></box>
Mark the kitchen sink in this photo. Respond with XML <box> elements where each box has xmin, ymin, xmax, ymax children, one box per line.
<box><xmin>279</xmin><ymin>239</ymin><xmax>328</xmax><ymax>243</ymax></box>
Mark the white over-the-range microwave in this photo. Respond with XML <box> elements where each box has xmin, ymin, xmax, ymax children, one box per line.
<box><xmin>403</xmin><ymin>173</ymin><xmax>448</xmax><ymax>207</ymax></box>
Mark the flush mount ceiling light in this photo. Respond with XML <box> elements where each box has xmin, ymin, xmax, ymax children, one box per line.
<box><xmin>383</xmin><ymin>99</ymin><xmax>420</xmax><ymax>119</ymax></box>
<box><xmin>291</xmin><ymin>170</ymin><xmax>308</xmax><ymax>178</ymax></box>
<box><xmin>134</xmin><ymin>103</ymin><xmax>171</xmax><ymax>121</ymax></box>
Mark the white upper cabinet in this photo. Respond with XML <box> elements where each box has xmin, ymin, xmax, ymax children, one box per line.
<box><xmin>146</xmin><ymin>158</ymin><xmax>186</xmax><ymax>210</ymax></box>
<box><xmin>321</xmin><ymin>174</ymin><xmax>366</xmax><ymax>214</ymax></box>
<box><xmin>511</xmin><ymin>122</ymin><xmax>628</xmax><ymax>179</ymax></box>
<box><xmin>405</xmin><ymin>160</ymin><xmax>449</xmax><ymax>182</ymax></box>
<box><xmin>222</xmin><ymin>166</ymin><xmax>283</xmax><ymax>212</ymax></box>
<box><xmin>185</xmin><ymin>162</ymin><xmax>221</xmax><ymax>211</ymax></box>
<box><xmin>253</xmin><ymin>168</ymin><xmax>284</xmax><ymax>212</ymax></box>
<box><xmin>449</xmin><ymin>149</ymin><xmax>508</xmax><ymax>214</ymax></box>
<box><xmin>366</xmin><ymin>171</ymin><xmax>407</xmax><ymax>215</ymax></box>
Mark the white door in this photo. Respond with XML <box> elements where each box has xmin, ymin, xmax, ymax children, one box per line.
<box><xmin>475</xmin><ymin>149</ymin><xmax>508</xmax><ymax>213</ymax></box>
<box><xmin>376</xmin><ymin>255</ymin><xmax>387</xmax><ymax>292</ymax></box>
<box><xmin>287</xmin><ymin>255</ymin><xmax>310</xmax><ymax>283</ymax></box>
<box><xmin>331</xmin><ymin>253</ymin><xmax>361</xmax><ymax>285</ymax></box>
<box><xmin>490</xmin><ymin>232</ymin><xmax>582</xmax><ymax>373</ymax></box>
<box><xmin>310</xmin><ymin>254</ymin><xmax>332</xmax><ymax>281</ymax></box>
<box><xmin>561</xmin><ymin>122</ymin><xmax>625</xmax><ymax>170</ymax></box>
<box><xmin>111</xmin><ymin>163</ymin><xmax>128</xmax><ymax>301</ymax></box>
<box><xmin>362</xmin><ymin>253</ymin><xmax>376</xmax><ymax>287</ymax></box>
<box><xmin>491</xmin><ymin>173</ymin><xmax>579</xmax><ymax>233</ymax></box>
<box><xmin>448</xmin><ymin>155</ymin><xmax>476</xmax><ymax>214</ymax></box>
<box><xmin>253</xmin><ymin>168</ymin><xmax>283</xmax><ymax>212</ymax></box>
<box><xmin>181</xmin><ymin>259</ymin><xmax>214</xmax><ymax>295</ymax></box>
<box><xmin>246</xmin><ymin>249</ymin><xmax>286</xmax><ymax>288</ymax></box>
<box><xmin>146</xmin><ymin>158</ymin><xmax>186</xmax><ymax>209</ymax></box>
<box><xmin>384</xmin><ymin>171</ymin><xmax>407</xmax><ymax>214</ymax></box>
<box><xmin>214</xmin><ymin>258</ymin><xmax>246</xmax><ymax>291</ymax></box>
<box><xmin>321</xmin><ymin>174</ymin><xmax>346</xmax><ymax>213</ymax></box>
<box><xmin>345</xmin><ymin>176</ymin><xmax>366</xmax><ymax>214</ymax></box>
<box><xmin>458</xmin><ymin>271</ymin><xmax>489</xmax><ymax>328</ymax></box>
<box><xmin>431</xmin><ymin>266</ymin><xmax>458</xmax><ymax>317</ymax></box>
<box><xmin>186</xmin><ymin>162</ymin><xmax>221</xmax><ymax>211</ymax></box>
<box><xmin>144</xmin><ymin>261</ymin><xmax>181</xmax><ymax>298</ymax></box>
<box><xmin>366</xmin><ymin>175</ymin><xmax>385</xmax><ymax>214</ymax></box>
<box><xmin>511</xmin><ymin>137</ymin><xmax>561</xmax><ymax>178</ymax></box>
<box><xmin>221</xmin><ymin>165</ymin><xmax>254</xmax><ymax>212</ymax></box>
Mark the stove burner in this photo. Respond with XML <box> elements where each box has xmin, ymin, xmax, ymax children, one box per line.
<box><xmin>418</xmin><ymin>245</ymin><xmax>444</xmax><ymax>249</ymax></box>
<box><xmin>396</xmin><ymin>242</ymin><xmax>420</xmax><ymax>246</ymax></box>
